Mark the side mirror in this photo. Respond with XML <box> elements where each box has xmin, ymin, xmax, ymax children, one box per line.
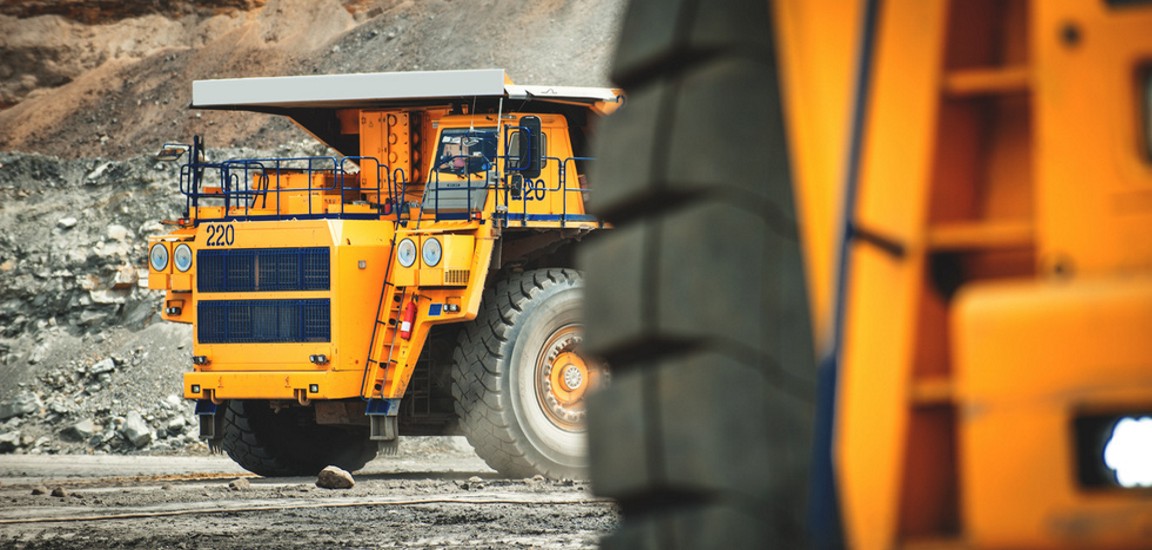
<box><xmin>517</xmin><ymin>116</ymin><xmax>543</xmax><ymax>179</ymax></box>
<box><xmin>156</xmin><ymin>143</ymin><xmax>190</xmax><ymax>162</ymax></box>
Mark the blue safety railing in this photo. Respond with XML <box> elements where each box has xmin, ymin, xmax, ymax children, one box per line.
<box><xmin>179</xmin><ymin>137</ymin><xmax>404</xmax><ymax>224</ymax></box>
<box><xmin>177</xmin><ymin>133</ymin><xmax>600</xmax><ymax>228</ymax></box>
<box><xmin>417</xmin><ymin>125</ymin><xmax>598</xmax><ymax>227</ymax></box>
<box><xmin>493</xmin><ymin>155</ymin><xmax>598</xmax><ymax>227</ymax></box>
<box><xmin>418</xmin><ymin>154</ymin><xmax>597</xmax><ymax>227</ymax></box>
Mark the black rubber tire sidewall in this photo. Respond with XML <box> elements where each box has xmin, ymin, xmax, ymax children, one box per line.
<box><xmin>504</xmin><ymin>281</ymin><xmax>586</xmax><ymax>476</ymax></box>
<box><xmin>452</xmin><ymin>268</ymin><xmax>589</xmax><ymax>479</ymax></box>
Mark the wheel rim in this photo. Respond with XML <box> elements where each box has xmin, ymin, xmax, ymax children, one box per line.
<box><xmin>533</xmin><ymin>323</ymin><xmax>601</xmax><ymax>432</ymax></box>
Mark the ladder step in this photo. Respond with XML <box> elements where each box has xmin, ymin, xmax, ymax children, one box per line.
<box><xmin>927</xmin><ymin>220</ymin><xmax>1034</xmax><ymax>251</ymax></box>
<box><xmin>943</xmin><ymin>66</ymin><xmax>1029</xmax><ymax>98</ymax></box>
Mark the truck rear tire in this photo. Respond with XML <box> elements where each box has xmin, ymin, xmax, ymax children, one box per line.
<box><xmin>579</xmin><ymin>0</ymin><xmax>818</xmax><ymax>547</ymax></box>
<box><xmin>221</xmin><ymin>400</ymin><xmax>377</xmax><ymax>477</ymax></box>
<box><xmin>451</xmin><ymin>268</ymin><xmax>598</xmax><ymax>479</ymax></box>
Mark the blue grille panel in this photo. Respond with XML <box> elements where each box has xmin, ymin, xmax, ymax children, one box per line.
<box><xmin>198</xmin><ymin>299</ymin><xmax>330</xmax><ymax>343</ymax></box>
<box><xmin>197</xmin><ymin>248</ymin><xmax>329</xmax><ymax>292</ymax></box>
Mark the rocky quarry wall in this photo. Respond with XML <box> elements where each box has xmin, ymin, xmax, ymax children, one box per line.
<box><xmin>0</xmin><ymin>143</ymin><xmax>327</xmax><ymax>457</ymax></box>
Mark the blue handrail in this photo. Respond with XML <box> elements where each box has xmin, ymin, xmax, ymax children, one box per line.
<box><xmin>177</xmin><ymin>138</ymin><xmax>600</xmax><ymax>227</ymax></box>
<box><xmin>180</xmin><ymin>153</ymin><xmax>395</xmax><ymax>224</ymax></box>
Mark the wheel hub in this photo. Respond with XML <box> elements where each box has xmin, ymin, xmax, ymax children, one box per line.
<box><xmin>534</xmin><ymin>325</ymin><xmax>604</xmax><ymax>432</ymax></box>
<box><xmin>562</xmin><ymin>364</ymin><xmax>584</xmax><ymax>391</ymax></box>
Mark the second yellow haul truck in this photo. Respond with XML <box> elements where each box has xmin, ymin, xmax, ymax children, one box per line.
<box><xmin>582</xmin><ymin>0</ymin><xmax>1152</xmax><ymax>548</ymax></box>
<box><xmin>147</xmin><ymin>69</ymin><xmax>621</xmax><ymax>478</ymax></box>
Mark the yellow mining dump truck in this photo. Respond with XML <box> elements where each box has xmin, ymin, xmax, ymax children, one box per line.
<box><xmin>583</xmin><ymin>0</ymin><xmax>1152</xmax><ymax>548</ymax></box>
<box><xmin>146</xmin><ymin>69</ymin><xmax>621</xmax><ymax>478</ymax></box>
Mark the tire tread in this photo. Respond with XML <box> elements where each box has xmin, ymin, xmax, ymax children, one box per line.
<box><xmin>584</xmin><ymin>0</ymin><xmax>817</xmax><ymax>547</ymax></box>
<box><xmin>452</xmin><ymin>268</ymin><xmax>584</xmax><ymax>479</ymax></box>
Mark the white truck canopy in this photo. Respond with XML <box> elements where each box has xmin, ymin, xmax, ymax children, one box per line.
<box><xmin>192</xmin><ymin>69</ymin><xmax>620</xmax><ymax>109</ymax></box>
<box><xmin>189</xmin><ymin>69</ymin><xmax>621</xmax><ymax>155</ymax></box>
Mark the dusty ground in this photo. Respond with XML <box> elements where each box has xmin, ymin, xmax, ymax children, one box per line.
<box><xmin>0</xmin><ymin>437</ymin><xmax>618</xmax><ymax>549</ymax></box>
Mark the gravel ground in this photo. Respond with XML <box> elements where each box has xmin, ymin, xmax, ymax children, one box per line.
<box><xmin>0</xmin><ymin>438</ymin><xmax>618</xmax><ymax>549</ymax></box>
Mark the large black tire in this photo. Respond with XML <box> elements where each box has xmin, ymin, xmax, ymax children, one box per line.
<box><xmin>451</xmin><ymin>268</ymin><xmax>596</xmax><ymax>479</ymax></box>
<box><xmin>221</xmin><ymin>400</ymin><xmax>377</xmax><ymax>477</ymax></box>
<box><xmin>580</xmin><ymin>0</ymin><xmax>818</xmax><ymax>547</ymax></box>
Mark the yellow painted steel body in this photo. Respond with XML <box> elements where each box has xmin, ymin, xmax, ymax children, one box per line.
<box><xmin>147</xmin><ymin>102</ymin><xmax>607</xmax><ymax>406</ymax></box>
<box><xmin>776</xmin><ymin>0</ymin><xmax>1152</xmax><ymax>547</ymax></box>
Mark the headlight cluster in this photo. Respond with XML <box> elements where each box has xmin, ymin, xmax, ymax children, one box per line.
<box><xmin>149</xmin><ymin>243</ymin><xmax>170</xmax><ymax>271</ymax></box>
<box><xmin>398</xmin><ymin>237</ymin><xmax>442</xmax><ymax>268</ymax></box>
<box><xmin>150</xmin><ymin>242</ymin><xmax>194</xmax><ymax>272</ymax></box>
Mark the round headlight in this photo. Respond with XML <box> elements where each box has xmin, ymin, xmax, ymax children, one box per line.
<box><xmin>397</xmin><ymin>238</ymin><xmax>417</xmax><ymax>267</ymax></box>
<box><xmin>174</xmin><ymin>243</ymin><xmax>193</xmax><ymax>272</ymax></box>
<box><xmin>422</xmin><ymin>237</ymin><xmax>442</xmax><ymax>267</ymax></box>
<box><xmin>149</xmin><ymin>243</ymin><xmax>169</xmax><ymax>272</ymax></box>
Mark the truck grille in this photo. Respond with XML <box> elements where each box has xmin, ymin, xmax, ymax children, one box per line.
<box><xmin>445</xmin><ymin>269</ymin><xmax>470</xmax><ymax>285</ymax></box>
<box><xmin>197</xmin><ymin>248</ymin><xmax>330</xmax><ymax>292</ymax></box>
<box><xmin>197</xmin><ymin>299</ymin><xmax>330</xmax><ymax>343</ymax></box>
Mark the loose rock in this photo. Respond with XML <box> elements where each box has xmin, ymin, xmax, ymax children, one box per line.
<box><xmin>120</xmin><ymin>410</ymin><xmax>152</xmax><ymax>448</ymax></box>
<box><xmin>459</xmin><ymin>476</ymin><xmax>486</xmax><ymax>491</ymax></box>
<box><xmin>316</xmin><ymin>465</ymin><xmax>355</xmax><ymax>490</ymax></box>
<box><xmin>0</xmin><ymin>431</ymin><xmax>21</xmax><ymax>453</ymax></box>
<box><xmin>0</xmin><ymin>391</ymin><xmax>41</xmax><ymax>420</ymax></box>
<box><xmin>62</xmin><ymin>419</ymin><xmax>96</xmax><ymax>441</ymax></box>
<box><xmin>51</xmin><ymin>487</ymin><xmax>68</xmax><ymax>498</ymax></box>
<box><xmin>111</xmin><ymin>265</ymin><xmax>138</xmax><ymax>289</ymax></box>
<box><xmin>89</xmin><ymin>358</ymin><xmax>116</xmax><ymax>375</ymax></box>
<box><xmin>86</xmin><ymin>162</ymin><xmax>112</xmax><ymax>181</ymax></box>
<box><xmin>163</xmin><ymin>394</ymin><xmax>182</xmax><ymax>409</ymax></box>
<box><xmin>228</xmin><ymin>478</ymin><xmax>251</xmax><ymax>491</ymax></box>
<box><xmin>106</xmin><ymin>224</ymin><xmax>129</xmax><ymax>241</ymax></box>
<box><xmin>31</xmin><ymin>485</ymin><xmax>49</xmax><ymax>495</ymax></box>
<box><xmin>165</xmin><ymin>415</ymin><xmax>186</xmax><ymax>435</ymax></box>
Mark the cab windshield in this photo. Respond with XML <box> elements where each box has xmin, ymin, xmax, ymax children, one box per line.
<box><xmin>435</xmin><ymin>128</ymin><xmax>497</xmax><ymax>176</ymax></box>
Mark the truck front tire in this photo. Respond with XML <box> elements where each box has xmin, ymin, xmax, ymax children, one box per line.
<box><xmin>452</xmin><ymin>268</ymin><xmax>599</xmax><ymax>479</ymax></box>
<box><xmin>221</xmin><ymin>400</ymin><xmax>377</xmax><ymax>477</ymax></box>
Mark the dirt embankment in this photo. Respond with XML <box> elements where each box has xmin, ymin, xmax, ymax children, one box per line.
<box><xmin>0</xmin><ymin>0</ymin><xmax>622</xmax><ymax>158</ymax></box>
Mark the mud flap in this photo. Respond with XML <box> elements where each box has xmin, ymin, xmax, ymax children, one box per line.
<box><xmin>195</xmin><ymin>400</ymin><xmax>226</xmax><ymax>451</ymax></box>
<box><xmin>367</xmin><ymin>398</ymin><xmax>400</xmax><ymax>441</ymax></box>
